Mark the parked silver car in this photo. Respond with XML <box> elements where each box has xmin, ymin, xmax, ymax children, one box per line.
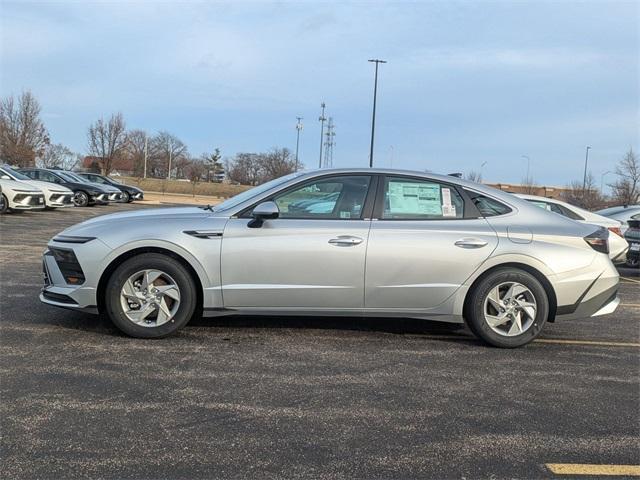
<box><xmin>40</xmin><ymin>169</ymin><xmax>619</xmax><ymax>347</ymax></box>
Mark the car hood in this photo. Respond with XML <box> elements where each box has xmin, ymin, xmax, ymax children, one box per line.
<box><xmin>59</xmin><ymin>207</ymin><xmax>220</xmax><ymax>236</ymax></box>
<box><xmin>0</xmin><ymin>178</ymin><xmax>43</xmax><ymax>193</ymax></box>
<box><xmin>24</xmin><ymin>180</ymin><xmax>72</xmax><ymax>193</ymax></box>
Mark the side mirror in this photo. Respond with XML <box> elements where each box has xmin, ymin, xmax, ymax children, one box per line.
<box><xmin>0</xmin><ymin>175</ymin><xmax>11</xmax><ymax>180</ymax></box>
<box><xmin>248</xmin><ymin>201</ymin><xmax>279</xmax><ymax>228</ymax></box>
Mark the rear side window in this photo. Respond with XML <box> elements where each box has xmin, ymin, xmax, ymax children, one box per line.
<box><xmin>21</xmin><ymin>170</ymin><xmax>38</xmax><ymax>180</ymax></box>
<box><xmin>465</xmin><ymin>190</ymin><xmax>512</xmax><ymax>217</ymax></box>
<box><xmin>383</xmin><ymin>178</ymin><xmax>464</xmax><ymax>219</ymax></box>
<box><xmin>556</xmin><ymin>204</ymin><xmax>583</xmax><ymax>220</ymax></box>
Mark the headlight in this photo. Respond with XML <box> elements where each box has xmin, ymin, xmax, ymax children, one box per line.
<box><xmin>52</xmin><ymin>235</ymin><xmax>96</xmax><ymax>244</ymax></box>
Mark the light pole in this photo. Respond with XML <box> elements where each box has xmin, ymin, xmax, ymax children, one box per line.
<box><xmin>601</xmin><ymin>170</ymin><xmax>612</xmax><ymax>193</ymax></box>
<box><xmin>318</xmin><ymin>103</ymin><xmax>326</xmax><ymax>168</ymax></box>
<box><xmin>143</xmin><ymin>134</ymin><xmax>148</xmax><ymax>178</ymax></box>
<box><xmin>368</xmin><ymin>59</ymin><xmax>386</xmax><ymax>168</ymax></box>
<box><xmin>167</xmin><ymin>140</ymin><xmax>172</xmax><ymax>180</ymax></box>
<box><xmin>480</xmin><ymin>161</ymin><xmax>488</xmax><ymax>182</ymax></box>
<box><xmin>295</xmin><ymin>116</ymin><xmax>303</xmax><ymax>171</ymax></box>
<box><xmin>521</xmin><ymin>155</ymin><xmax>531</xmax><ymax>180</ymax></box>
<box><xmin>582</xmin><ymin>146</ymin><xmax>591</xmax><ymax>195</ymax></box>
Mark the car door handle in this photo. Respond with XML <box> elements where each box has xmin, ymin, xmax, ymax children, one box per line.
<box><xmin>328</xmin><ymin>236</ymin><xmax>363</xmax><ymax>247</ymax></box>
<box><xmin>454</xmin><ymin>238</ymin><xmax>488</xmax><ymax>249</ymax></box>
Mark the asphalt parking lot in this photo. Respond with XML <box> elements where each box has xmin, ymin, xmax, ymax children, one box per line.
<box><xmin>1</xmin><ymin>203</ymin><xmax>639</xmax><ymax>479</ymax></box>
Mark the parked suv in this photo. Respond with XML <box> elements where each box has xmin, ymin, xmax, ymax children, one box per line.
<box><xmin>19</xmin><ymin>168</ymin><xmax>111</xmax><ymax>207</ymax></box>
<box><xmin>76</xmin><ymin>172</ymin><xmax>143</xmax><ymax>202</ymax></box>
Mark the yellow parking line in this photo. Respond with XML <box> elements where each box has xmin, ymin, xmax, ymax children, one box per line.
<box><xmin>534</xmin><ymin>338</ymin><xmax>640</xmax><ymax>347</ymax></box>
<box><xmin>620</xmin><ymin>276</ymin><xmax>640</xmax><ymax>284</ymax></box>
<box><xmin>546</xmin><ymin>463</ymin><xmax>640</xmax><ymax>476</ymax></box>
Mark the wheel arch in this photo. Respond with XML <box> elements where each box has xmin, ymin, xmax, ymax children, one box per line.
<box><xmin>96</xmin><ymin>246</ymin><xmax>204</xmax><ymax>315</ymax></box>
<box><xmin>463</xmin><ymin>262</ymin><xmax>558</xmax><ymax>323</ymax></box>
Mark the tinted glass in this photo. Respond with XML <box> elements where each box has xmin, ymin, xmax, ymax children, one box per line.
<box><xmin>273</xmin><ymin>176</ymin><xmax>371</xmax><ymax>219</ymax></box>
<box><xmin>1</xmin><ymin>166</ymin><xmax>31</xmax><ymax>181</ymax></box>
<box><xmin>20</xmin><ymin>170</ymin><xmax>38</xmax><ymax>180</ymax></box>
<box><xmin>383</xmin><ymin>178</ymin><xmax>464</xmax><ymax>219</ymax></box>
<box><xmin>467</xmin><ymin>192</ymin><xmax>512</xmax><ymax>217</ymax></box>
<box><xmin>39</xmin><ymin>171</ymin><xmax>60</xmax><ymax>183</ymax></box>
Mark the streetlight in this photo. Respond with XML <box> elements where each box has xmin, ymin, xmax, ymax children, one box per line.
<box><xmin>295</xmin><ymin>116</ymin><xmax>303</xmax><ymax>171</ymax></box>
<box><xmin>318</xmin><ymin>103</ymin><xmax>326</xmax><ymax>168</ymax></box>
<box><xmin>521</xmin><ymin>155</ymin><xmax>531</xmax><ymax>180</ymax></box>
<box><xmin>368</xmin><ymin>59</ymin><xmax>387</xmax><ymax>168</ymax></box>
<box><xmin>480</xmin><ymin>161</ymin><xmax>488</xmax><ymax>182</ymax></box>
<box><xmin>582</xmin><ymin>146</ymin><xmax>591</xmax><ymax>195</ymax></box>
<box><xmin>167</xmin><ymin>139</ymin><xmax>172</xmax><ymax>180</ymax></box>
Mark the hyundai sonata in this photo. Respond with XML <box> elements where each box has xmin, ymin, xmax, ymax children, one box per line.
<box><xmin>40</xmin><ymin>169</ymin><xmax>619</xmax><ymax>347</ymax></box>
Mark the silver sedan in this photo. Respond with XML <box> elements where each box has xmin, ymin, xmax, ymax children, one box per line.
<box><xmin>40</xmin><ymin>169</ymin><xmax>619</xmax><ymax>347</ymax></box>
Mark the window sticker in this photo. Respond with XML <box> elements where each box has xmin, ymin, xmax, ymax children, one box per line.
<box><xmin>387</xmin><ymin>181</ymin><xmax>442</xmax><ymax>216</ymax></box>
<box><xmin>339</xmin><ymin>211</ymin><xmax>351</xmax><ymax>219</ymax></box>
<box><xmin>441</xmin><ymin>187</ymin><xmax>456</xmax><ymax>217</ymax></box>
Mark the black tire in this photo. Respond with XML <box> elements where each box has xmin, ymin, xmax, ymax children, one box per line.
<box><xmin>465</xmin><ymin>268</ymin><xmax>549</xmax><ymax>348</ymax></box>
<box><xmin>104</xmin><ymin>253</ymin><xmax>197</xmax><ymax>338</ymax></box>
<box><xmin>73</xmin><ymin>190</ymin><xmax>89</xmax><ymax>207</ymax></box>
<box><xmin>122</xmin><ymin>190</ymin><xmax>131</xmax><ymax>203</ymax></box>
<box><xmin>0</xmin><ymin>194</ymin><xmax>8</xmax><ymax>214</ymax></box>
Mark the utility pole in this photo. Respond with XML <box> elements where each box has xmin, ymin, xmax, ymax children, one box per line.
<box><xmin>318</xmin><ymin>102</ymin><xmax>326</xmax><ymax>168</ymax></box>
<box><xmin>167</xmin><ymin>140</ymin><xmax>172</xmax><ymax>180</ymax></box>
<box><xmin>601</xmin><ymin>170</ymin><xmax>611</xmax><ymax>193</ymax></box>
<box><xmin>368</xmin><ymin>59</ymin><xmax>386</xmax><ymax>168</ymax></box>
<box><xmin>295</xmin><ymin>116</ymin><xmax>303</xmax><ymax>171</ymax></box>
<box><xmin>582</xmin><ymin>146</ymin><xmax>591</xmax><ymax>196</ymax></box>
<box><xmin>143</xmin><ymin>134</ymin><xmax>148</xmax><ymax>178</ymax></box>
<box><xmin>323</xmin><ymin>117</ymin><xmax>335</xmax><ymax>168</ymax></box>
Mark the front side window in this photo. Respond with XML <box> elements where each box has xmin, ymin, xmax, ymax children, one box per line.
<box><xmin>39</xmin><ymin>171</ymin><xmax>59</xmax><ymax>183</ymax></box>
<box><xmin>383</xmin><ymin>177</ymin><xmax>464</xmax><ymax>220</ymax></box>
<box><xmin>20</xmin><ymin>170</ymin><xmax>38</xmax><ymax>180</ymax></box>
<box><xmin>273</xmin><ymin>176</ymin><xmax>371</xmax><ymax>219</ymax></box>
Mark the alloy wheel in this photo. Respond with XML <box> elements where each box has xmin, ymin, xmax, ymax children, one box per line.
<box><xmin>120</xmin><ymin>269</ymin><xmax>181</xmax><ymax>327</ymax></box>
<box><xmin>483</xmin><ymin>281</ymin><xmax>537</xmax><ymax>337</ymax></box>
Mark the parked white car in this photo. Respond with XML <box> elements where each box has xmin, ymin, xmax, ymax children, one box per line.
<box><xmin>0</xmin><ymin>177</ymin><xmax>45</xmax><ymax>213</ymax></box>
<box><xmin>0</xmin><ymin>165</ymin><xmax>73</xmax><ymax>209</ymax></box>
<box><xmin>516</xmin><ymin>194</ymin><xmax>628</xmax><ymax>262</ymax></box>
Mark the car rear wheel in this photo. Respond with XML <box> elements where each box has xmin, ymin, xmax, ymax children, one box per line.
<box><xmin>465</xmin><ymin>268</ymin><xmax>549</xmax><ymax>348</ymax></box>
<box><xmin>73</xmin><ymin>191</ymin><xmax>89</xmax><ymax>207</ymax></box>
<box><xmin>104</xmin><ymin>253</ymin><xmax>197</xmax><ymax>338</ymax></box>
<box><xmin>0</xmin><ymin>194</ymin><xmax>8</xmax><ymax>214</ymax></box>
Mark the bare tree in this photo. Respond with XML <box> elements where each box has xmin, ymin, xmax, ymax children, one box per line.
<box><xmin>520</xmin><ymin>175</ymin><xmax>538</xmax><ymax>195</ymax></box>
<box><xmin>465</xmin><ymin>170</ymin><xmax>483</xmax><ymax>183</ymax></box>
<box><xmin>562</xmin><ymin>173</ymin><xmax>605</xmax><ymax>210</ymax></box>
<box><xmin>87</xmin><ymin>113</ymin><xmax>128</xmax><ymax>175</ymax></box>
<box><xmin>609</xmin><ymin>148</ymin><xmax>640</xmax><ymax>205</ymax></box>
<box><xmin>38</xmin><ymin>143</ymin><xmax>75</xmax><ymax>169</ymax></box>
<box><xmin>0</xmin><ymin>91</ymin><xmax>50</xmax><ymax>166</ymax></box>
<box><xmin>259</xmin><ymin>148</ymin><xmax>297</xmax><ymax>182</ymax></box>
<box><xmin>186</xmin><ymin>158</ymin><xmax>207</xmax><ymax>196</ymax></box>
<box><xmin>227</xmin><ymin>153</ymin><xmax>262</xmax><ymax>185</ymax></box>
<box><xmin>125</xmin><ymin>129</ymin><xmax>148</xmax><ymax>178</ymax></box>
<box><xmin>149</xmin><ymin>131</ymin><xmax>187</xmax><ymax>178</ymax></box>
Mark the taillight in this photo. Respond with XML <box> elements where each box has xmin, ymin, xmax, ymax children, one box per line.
<box><xmin>607</xmin><ymin>226</ymin><xmax>623</xmax><ymax>237</ymax></box>
<box><xmin>584</xmin><ymin>227</ymin><xmax>609</xmax><ymax>254</ymax></box>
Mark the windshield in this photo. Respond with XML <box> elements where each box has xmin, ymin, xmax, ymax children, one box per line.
<box><xmin>56</xmin><ymin>171</ymin><xmax>84</xmax><ymax>183</ymax></box>
<box><xmin>213</xmin><ymin>172</ymin><xmax>306</xmax><ymax>212</ymax></box>
<box><xmin>1</xmin><ymin>166</ymin><xmax>31</xmax><ymax>181</ymax></box>
<box><xmin>61</xmin><ymin>171</ymin><xmax>87</xmax><ymax>183</ymax></box>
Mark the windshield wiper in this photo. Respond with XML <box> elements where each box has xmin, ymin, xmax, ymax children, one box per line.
<box><xmin>199</xmin><ymin>204</ymin><xmax>216</xmax><ymax>212</ymax></box>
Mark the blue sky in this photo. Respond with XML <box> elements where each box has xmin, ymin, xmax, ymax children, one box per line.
<box><xmin>1</xmin><ymin>0</ymin><xmax>638</xmax><ymax>187</ymax></box>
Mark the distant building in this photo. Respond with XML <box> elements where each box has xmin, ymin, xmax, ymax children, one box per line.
<box><xmin>80</xmin><ymin>156</ymin><xmax>134</xmax><ymax>176</ymax></box>
<box><xmin>486</xmin><ymin>182</ymin><xmax>571</xmax><ymax>200</ymax></box>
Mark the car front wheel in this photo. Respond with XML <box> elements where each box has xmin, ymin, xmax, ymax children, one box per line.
<box><xmin>104</xmin><ymin>253</ymin><xmax>197</xmax><ymax>338</ymax></box>
<box><xmin>73</xmin><ymin>191</ymin><xmax>89</xmax><ymax>207</ymax></box>
<box><xmin>0</xmin><ymin>194</ymin><xmax>8</xmax><ymax>214</ymax></box>
<box><xmin>122</xmin><ymin>191</ymin><xmax>131</xmax><ymax>203</ymax></box>
<box><xmin>465</xmin><ymin>268</ymin><xmax>549</xmax><ymax>348</ymax></box>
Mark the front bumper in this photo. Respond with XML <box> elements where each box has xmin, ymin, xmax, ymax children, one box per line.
<box><xmin>131</xmin><ymin>191</ymin><xmax>144</xmax><ymax>200</ymax></box>
<box><xmin>11</xmin><ymin>193</ymin><xmax>45</xmax><ymax>209</ymax></box>
<box><xmin>92</xmin><ymin>193</ymin><xmax>109</xmax><ymax>204</ymax></box>
<box><xmin>108</xmin><ymin>192</ymin><xmax>124</xmax><ymax>202</ymax></box>
<box><xmin>47</xmin><ymin>193</ymin><xmax>74</xmax><ymax>208</ymax></box>
<box><xmin>40</xmin><ymin>239</ymin><xmax>112</xmax><ymax>313</ymax></box>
